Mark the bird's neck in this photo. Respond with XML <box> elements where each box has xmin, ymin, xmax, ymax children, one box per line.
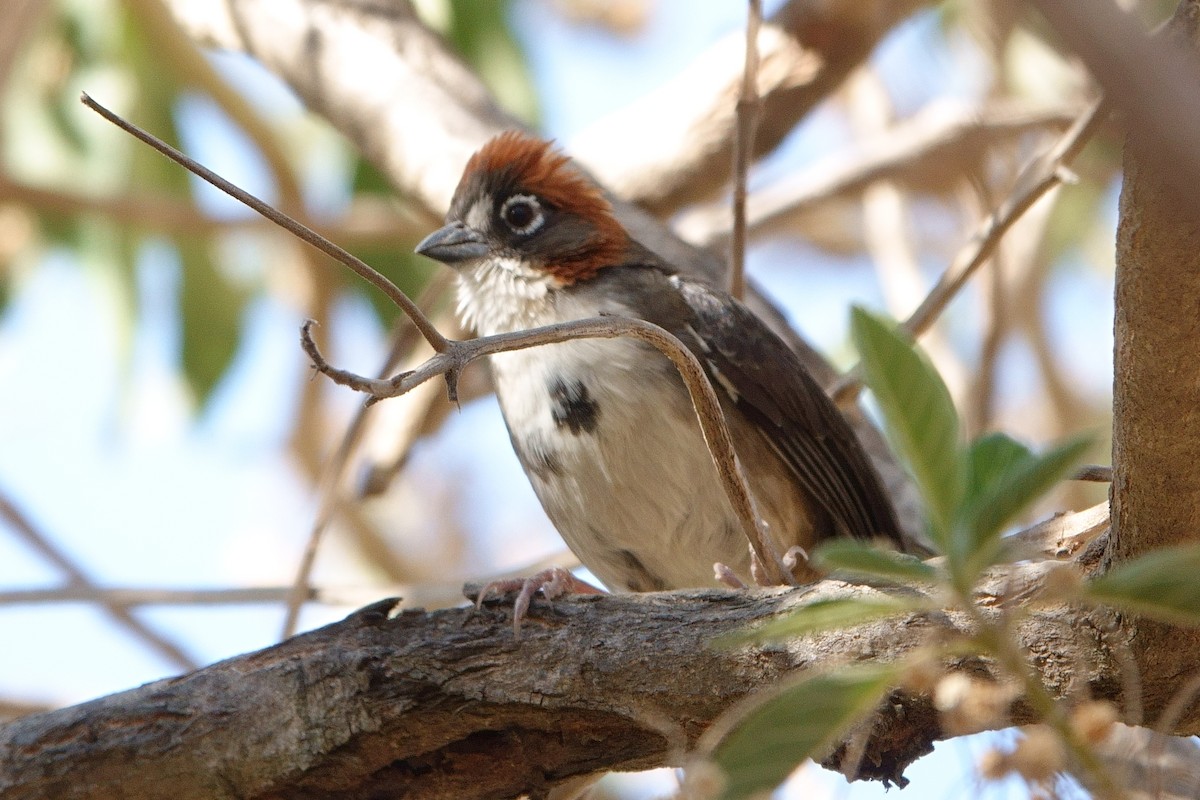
<box><xmin>455</xmin><ymin>255</ymin><xmax>565</xmax><ymax>335</ymax></box>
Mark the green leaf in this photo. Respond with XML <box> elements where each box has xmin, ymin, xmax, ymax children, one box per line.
<box><xmin>850</xmin><ymin>307</ymin><xmax>962</xmax><ymax>548</ymax></box>
<box><xmin>732</xmin><ymin>596</ymin><xmax>928</xmax><ymax>644</ymax></box>
<box><xmin>445</xmin><ymin>0</ymin><xmax>539</xmax><ymax>123</ymax></box>
<box><xmin>1086</xmin><ymin>544</ymin><xmax>1200</xmax><ymax>625</ymax></box>
<box><xmin>711</xmin><ymin>664</ymin><xmax>897</xmax><ymax>799</ymax></box>
<box><xmin>959</xmin><ymin>434</ymin><xmax>1092</xmax><ymax>575</ymax></box>
<box><xmin>964</xmin><ymin>433</ymin><xmax>1034</xmax><ymax>507</ymax></box>
<box><xmin>178</xmin><ymin>238</ymin><xmax>246</xmax><ymax>403</ymax></box>
<box><xmin>814</xmin><ymin>539</ymin><xmax>940</xmax><ymax>586</ymax></box>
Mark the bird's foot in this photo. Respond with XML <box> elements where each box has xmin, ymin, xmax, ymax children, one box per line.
<box><xmin>714</xmin><ymin>562</ymin><xmax>748</xmax><ymax>589</ymax></box>
<box><xmin>782</xmin><ymin>545</ymin><xmax>810</xmax><ymax>575</ymax></box>
<box><xmin>473</xmin><ymin>567</ymin><xmax>603</xmax><ymax>634</ymax></box>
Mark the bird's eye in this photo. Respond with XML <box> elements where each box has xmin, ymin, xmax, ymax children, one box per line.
<box><xmin>500</xmin><ymin>194</ymin><xmax>544</xmax><ymax>235</ymax></box>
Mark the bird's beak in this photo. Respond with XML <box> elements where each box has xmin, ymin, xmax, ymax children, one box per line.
<box><xmin>415</xmin><ymin>221</ymin><xmax>489</xmax><ymax>264</ymax></box>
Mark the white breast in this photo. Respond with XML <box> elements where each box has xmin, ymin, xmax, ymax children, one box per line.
<box><xmin>457</xmin><ymin>263</ymin><xmax>751</xmax><ymax>590</ymax></box>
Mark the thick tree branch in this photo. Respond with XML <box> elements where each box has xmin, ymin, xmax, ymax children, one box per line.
<box><xmin>0</xmin><ymin>523</ymin><xmax>1144</xmax><ymax>800</ymax></box>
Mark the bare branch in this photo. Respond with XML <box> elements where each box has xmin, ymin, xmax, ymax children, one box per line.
<box><xmin>0</xmin><ymin>173</ymin><xmax>427</xmax><ymax>246</ymax></box>
<box><xmin>280</xmin><ymin>273</ymin><xmax>455</xmax><ymax>639</ymax></box>
<box><xmin>830</xmin><ymin>98</ymin><xmax>1108</xmax><ymax>403</ymax></box>
<box><xmin>677</xmin><ymin>100</ymin><xmax>1082</xmax><ymax>249</ymax></box>
<box><xmin>79</xmin><ymin>93</ymin><xmax>451</xmax><ymax>355</ymax></box>
<box><xmin>301</xmin><ymin>318</ymin><xmax>793</xmax><ymax>588</ymax></box>
<box><xmin>0</xmin><ymin>530</ymin><xmax>1148</xmax><ymax>800</ymax></box>
<box><xmin>571</xmin><ymin>0</ymin><xmax>933</xmax><ymax>213</ymax></box>
<box><xmin>728</xmin><ymin>0</ymin><xmax>763</xmax><ymax>301</ymax></box>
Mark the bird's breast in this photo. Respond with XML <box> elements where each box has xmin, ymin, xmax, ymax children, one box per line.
<box><xmin>488</xmin><ymin>334</ymin><xmax>758</xmax><ymax>591</ymax></box>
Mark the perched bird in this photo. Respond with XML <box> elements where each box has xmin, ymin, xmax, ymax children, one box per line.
<box><xmin>416</xmin><ymin>131</ymin><xmax>903</xmax><ymax>596</ymax></box>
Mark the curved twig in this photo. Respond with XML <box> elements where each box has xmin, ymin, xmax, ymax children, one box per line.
<box><xmin>80</xmin><ymin>93</ymin><xmax>450</xmax><ymax>354</ymax></box>
<box><xmin>301</xmin><ymin>318</ymin><xmax>793</xmax><ymax>587</ymax></box>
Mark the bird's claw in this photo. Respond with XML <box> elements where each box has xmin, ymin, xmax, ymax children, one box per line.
<box><xmin>714</xmin><ymin>562</ymin><xmax>748</xmax><ymax>589</ymax></box>
<box><xmin>474</xmin><ymin>566</ymin><xmax>602</xmax><ymax>635</ymax></box>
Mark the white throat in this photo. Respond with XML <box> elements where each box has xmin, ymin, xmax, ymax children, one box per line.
<box><xmin>455</xmin><ymin>255</ymin><xmax>560</xmax><ymax>335</ymax></box>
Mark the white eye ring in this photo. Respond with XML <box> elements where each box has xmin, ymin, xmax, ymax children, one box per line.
<box><xmin>500</xmin><ymin>194</ymin><xmax>544</xmax><ymax>236</ymax></box>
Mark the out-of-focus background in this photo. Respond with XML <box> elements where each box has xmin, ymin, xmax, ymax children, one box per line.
<box><xmin>0</xmin><ymin>0</ymin><xmax>1146</xmax><ymax>796</ymax></box>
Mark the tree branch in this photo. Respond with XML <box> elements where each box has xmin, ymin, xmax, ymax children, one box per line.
<box><xmin>0</xmin><ymin>527</ymin><xmax>1144</xmax><ymax>800</ymax></box>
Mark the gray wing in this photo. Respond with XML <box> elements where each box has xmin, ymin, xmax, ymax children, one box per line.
<box><xmin>620</xmin><ymin>265</ymin><xmax>904</xmax><ymax>547</ymax></box>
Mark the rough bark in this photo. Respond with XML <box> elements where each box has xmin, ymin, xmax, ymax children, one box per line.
<box><xmin>1033</xmin><ymin>0</ymin><xmax>1200</xmax><ymax>729</ymax></box>
<box><xmin>0</xmin><ymin>539</ymin><xmax>1133</xmax><ymax>800</ymax></box>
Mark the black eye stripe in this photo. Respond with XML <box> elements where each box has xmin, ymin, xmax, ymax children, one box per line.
<box><xmin>500</xmin><ymin>194</ymin><xmax>544</xmax><ymax>235</ymax></box>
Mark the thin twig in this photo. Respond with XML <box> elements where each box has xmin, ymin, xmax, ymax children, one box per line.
<box><xmin>301</xmin><ymin>318</ymin><xmax>793</xmax><ymax>588</ymax></box>
<box><xmin>1073</xmin><ymin>465</ymin><xmax>1113</xmax><ymax>483</ymax></box>
<box><xmin>80</xmin><ymin>92</ymin><xmax>450</xmax><ymax>355</ymax></box>
<box><xmin>280</xmin><ymin>273</ymin><xmax>454</xmax><ymax>640</ymax></box>
<box><xmin>728</xmin><ymin>0</ymin><xmax>762</xmax><ymax>301</ymax></box>
<box><xmin>1</xmin><ymin>551</ymin><xmax>579</xmax><ymax>611</ymax></box>
<box><xmin>831</xmin><ymin>97</ymin><xmax>1109</xmax><ymax>403</ymax></box>
<box><xmin>0</xmin><ymin>487</ymin><xmax>198</xmax><ymax>671</ymax></box>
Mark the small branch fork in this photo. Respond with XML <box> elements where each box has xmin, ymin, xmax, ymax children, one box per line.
<box><xmin>299</xmin><ymin>318</ymin><xmax>791</xmax><ymax>587</ymax></box>
<box><xmin>80</xmin><ymin>93</ymin><xmax>794</xmax><ymax>590</ymax></box>
<box><xmin>830</xmin><ymin>97</ymin><xmax>1109</xmax><ymax>403</ymax></box>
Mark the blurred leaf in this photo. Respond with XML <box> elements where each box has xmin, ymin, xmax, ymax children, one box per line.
<box><xmin>732</xmin><ymin>596</ymin><xmax>928</xmax><ymax>644</ymax></box>
<box><xmin>350</xmin><ymin>247</ymin><xmax>436</xmax><ymax>327</ymax></box>
<box><xmin>851</xmin><ymin>307</ymin><xmax>962</xmax><ymax>549</ymax></box>
<box><xmin>960</xmin><ymin>434</ymin><xmax>1092</xmax><ymax>575</ymax></box>
<box><xmin>712</xmin><ymin>664</ymin><xmax>897</xmax><ymax>799</ymax></box>
<box><xmin>962</xmin><ymin>433</ymin><xmax>1034</xmax><ymax>515</ymax></box>
<box><xmin>1087</xmin><ymin>544</ymin><xmax>1200</xmax><ymax>626</ymax></box>
<box><xmin>445</xmin><ymin>0</ymin><xmax>539</xmax><ymax>122</ymax></box>
<box><xmin>351</xmin><ymin>155</ymin><xmax>396</xmax><ymax>196</ymax></box>
<box><xmin>814</xmin><ymin>539</ymin><xmax>940</xmax><ymax>586</ymax></box>
<box><xmin>178</xmin><ymin>237</ymin><xmax>245</xmax><ymax>402</ymax></box>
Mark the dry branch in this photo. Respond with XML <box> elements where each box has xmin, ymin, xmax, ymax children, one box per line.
<box><xmin>571</xmin><ymin>0</ymin><xmax>933</xmax><ymax>213</ymax></box>
<box><xmin>676</xmin><ymin>100</ymin><xmax>1081</xmax><ymax>249</ymax></box>
<box><xmin>0</xmin><ymin>539</ymin><xmax>1138</xmax><ymax>800</ymax></box>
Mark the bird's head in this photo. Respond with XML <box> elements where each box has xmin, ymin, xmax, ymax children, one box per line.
<box><xmin>415</xmin><ymin>131</ymin><xmax>629</xmax><ymax>290</ymax></box>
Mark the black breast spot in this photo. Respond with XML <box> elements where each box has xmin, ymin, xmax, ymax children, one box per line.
<box><xmin>549</xmin><ymin>378</ymin><xmax>600</xmax><ymax>435</ymax></box>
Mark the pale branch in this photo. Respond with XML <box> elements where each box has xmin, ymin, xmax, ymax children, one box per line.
<box><xmin>162</xmin><ymin>0</ymin><xmax>928</xmax><ymax>219</ymax></box>
<box><xmin>0</xmin><ymin>529</ymin><xmax>1145</xmax><ymax>800</ymax></box>
<box><xmin>0</xmin><ymin>549</ymin><xmax>577</xmax><ymax>611</ymax></box>
<box><xmin>676</xmin><ymin>100</ymin><xmax>1082</xmax><ymax>249</ymax></box>
<box><xmin>830</xmin><ymin>97</ymin><xmax>1108</xmax><ymax>403</ymax></box>
<box><xmin>301</xmin><ymin>318</ymin><xmax>792</xmax><ymax>588</ymax></box>
<box><xmin>0</xmin><ymin>173</ymin><xmax>427</xmax><ymax>246</ymax></box>
<box><xmin>1031</xmin><ymin>0</ymin><xmax>1200</xmax><ymax>213</ymax></box>
<box><xmin>570</xmin><ymin>0</ymin><xmax>933</xmax><ymax>214</ymax></box>
<box><xmin>727</xmin><ymin>0</ymin><xmax>763</xmax><ymax>301</ymax></box>
<box><xmin>0</xmin><ymin>486</ymin><xmax>198</xmax><ymax>672</ymax></box>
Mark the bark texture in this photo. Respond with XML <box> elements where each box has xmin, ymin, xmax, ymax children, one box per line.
<box><xmin>0</xmin><ymin>554</ymin><xmax>1131</xmax><ymax>800</ymax></box>
<box><xmin>1025</xmin><ymin>0</ymin><xmax>1200</xmax><ymax>729</ymax></box>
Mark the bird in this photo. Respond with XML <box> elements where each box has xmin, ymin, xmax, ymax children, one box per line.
<box><xmin>415</xmin><ymin>130</ymin><xmax>904</xmax><ymax>604</ymax></box>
